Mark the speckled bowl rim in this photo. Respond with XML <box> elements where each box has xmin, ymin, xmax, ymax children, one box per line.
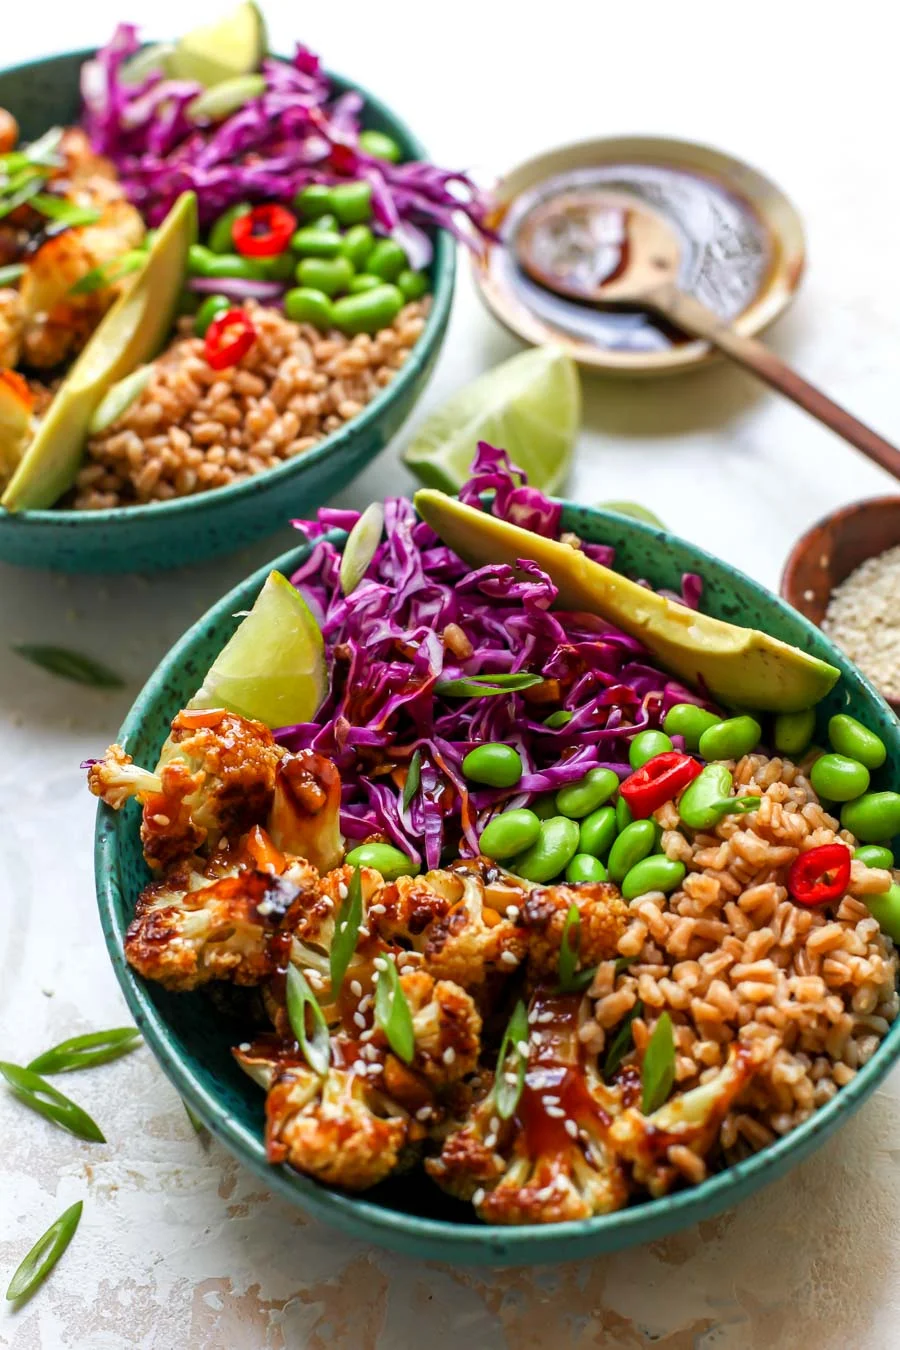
<box><xmin>0</xmin><ymin>48</ymin><xmax>455</xmax><ymax>533</ymax></box>
<box><xmin>94</xmin><ymin>507</ymin><xmax>900</xmax><ymax>1265</ymax></box>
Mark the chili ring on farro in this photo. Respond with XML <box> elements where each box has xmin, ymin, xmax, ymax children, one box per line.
<box><xmin>88</xmin><ymin>444</ymin><xmax>900</xmax><ymax>1225</ymax></box>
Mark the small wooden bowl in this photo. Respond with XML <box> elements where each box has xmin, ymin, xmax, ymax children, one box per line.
<box><xmin>780</xmin><ymin>496</ymin><xmax>900</xmax><ymax>711</ymax></box>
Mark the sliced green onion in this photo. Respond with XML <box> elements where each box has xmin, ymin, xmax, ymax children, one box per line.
<box><xmin>20</xmin><ymin>127</ymin><xmax>64</xmax><ymax>167</ymax></box>
<box><xmin>12</xmin><ymin>645</ymin><xmax>124</xmax><ymax>689</ymax></box>
<box><xmin>401</xmin><ymin>748</ymin><xmax>421</xmax><ymax>812</ymax></box>
<box><xmin>557</xmin><ymin>903</ymin><xmax>595</xmax><ymax>994</ymax></box>
<box><xmin>70</xmin><ymin>250</ymin><xmax>146</xmax><ymax>296</ymax></box>
<box><xmin>493</xmin><ymin>1000</ymin><xmax>529</xmax><ymax>1120</ymax></box>
<box><xmin>27</xmin><ymin>1028</ymin><xmax>141</xmax><ymax>1075</ymax></box>
<box><xmin>641</xmin><ymin>1011</ymin><xmax>676</xmax><ymax>1114</ymax></box>
<box><xmin>613</xmin><ymin>955</ymin><xmax>637</xmax><ymax>978</ymax></box>
<box><xmin>88</xmin><ymin>366</ymin><xmax>153</xmax><ymax>436</ymax></box>
<box><xmin>5</xmin><ymin>1200</ymin><xmax>83</xmax><ymax>1304</ymax></box>
<box><xmin>0</xmin><ymin>1062</ymin><xmax>105</xmax><ymax>1142</ymax></box>
<box><xmin>330</xmin><ymin>865</ymin><xmax>363</xmax><ymax>993</ymax></box>
<box><xmin>435</xmin><ymin>673</ymin><xmax>544</xmax><ymax>698</ymax></box>
<box><xmin>29</xmin><ymin>195</ymin><xmax>101</xmax><ymax>227</ymax></box>
<box><xmin>286</xmin><ymin>965</ymin><xmax>332</xmax><ymax>1076</ymax></box>
<box><xmin>339</xmin><ymin>501</ymin><xmax>384</xmax><ymax>596</ymax></box>
<box><xmin>374</xmin><ymin>956</ymin><xmax>414</xmax><ymax>1064</ymax></box>
<box><xmin>603</xmin><ymin>999</ymin><xmax>642</xmax><ymax>1081</ymax></box>
<box><xmin>0</xmin><ymin>263</ymin><xmax>25</xmax><ymax>286</ymax></box>
<box><xmin>0</xmin><ymin>177</ymin><xmax>43</xmax><ymax>220</ymax></box>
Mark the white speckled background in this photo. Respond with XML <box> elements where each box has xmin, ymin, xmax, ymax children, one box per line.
<box><xmin>3</xmin><ymin>0</ymin><xmax>900</xmax><ymax>1344</ymax></box>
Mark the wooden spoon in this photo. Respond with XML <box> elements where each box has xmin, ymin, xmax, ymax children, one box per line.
<box><xmin>516</xmin><ymin>190</ymin><xmax>900</xmax><ymax>482</ymax></box>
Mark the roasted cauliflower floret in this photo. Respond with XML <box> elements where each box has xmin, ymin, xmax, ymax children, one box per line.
<box><xmin>268</xmin><ymin>750</ymin><xmax>344</xmax><ymax>873</ymax></box>
<box><xmin>88</xmin><ymin>707</ymin><xmax>282</xmax><ymax>869</ymax></box>
<box><xmin>520</xmin><ymin>881</ymin><xmax>628</xmax><ymax>984</ymax></box>
<box><xmin>124</xmin><ymin>837</ymin><xmax>319</xmax><ymax>992</ymax></box>
<box><xmin>427</xmin><ymin>989</ymin><xmax>629</xmax><ymax>1223</ymax></box>
<box><xmin>397</xmin><ymin>968</ymin><xmax>482</xmax><ymax>1086</ymax></box>
<box><xmin>609</xmin><ymin>1040</ymin><xmax>766</xmax><ymax>1196</ymax></box>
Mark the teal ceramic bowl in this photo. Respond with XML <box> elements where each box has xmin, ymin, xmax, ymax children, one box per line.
<box><xmin>94</xmin><ymin>504</ymin><xmax>900</xmax><ymax>1265</ymax></box>
<box><xmin>0</xmin><ymin>51</ymin><xmax>454</xmax><ymax>574</ymax></box>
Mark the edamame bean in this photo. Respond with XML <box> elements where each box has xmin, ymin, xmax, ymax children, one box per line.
<box><xmin>207</xmin><ymin>201</ymin><xmax>251</xmax><ymax>254</ymax></box>
<box><xmin>579</xmin><ymin>805</ymin><xmax>618</xmax><ymax>859</ymax></box>
<box><xmin>677</xmin><ymin>763</ymin><xmax>761</xmax><ymax>830</ymax></box>
<box><xmin>284</xmin><ymin>287</ymin><xmax>334</xmax><ymax>328</ymax></box>
<box><xmin>698</xmin><ymin>715</ymin><xmax>762</xmax><ymax>762</ymax></box>
<box><xmin>193</xmin><ymin>293</ymin><xmax>232</xmax><ymax>337</ymax></box>
<box><xmin>348</xmin><ymin>273</ymin><xmax>382</xmax><ymax>294</ymax></box>
<box><xmin>195</xmin><ymin>252</ymin><xmax>267</xmax><ymax>280</ymax></box>
<box><xmin>629</xmin><ymin>729</ymin><xmax>673</xmax><ymax>769</ymax></box>
<box><xmin>854</xmin><ymin>845</ymin><xmax>895</xmax><ymax>869</ymax></box>
<box><xmin>295</xmin><ymin>184</ymin><xmax>334</xmax><ymax>218</ymax></box>
<box><xmin>479</xmin><ymin>808</ymin><xmax>541</xmax><ymax>860</ymax></box>
<box><xmin>331</xmin><ymin>284</ymin><xmax>404</xmax><ymax>334</ymax></box>
<box><xmin>358</xmin><ymin>128</ymin><xmax>402</xmax><ymax>162</ymax></box>
<box><xmin>295</xmin><ymin>256</ymin><xmax>355</xmax><ymax>296</ymax></box>
<box><xmin>621</xmin><ymin>854</ymin><xmax>686</xmax><ymax>901</ymax></box>
<box><xmin>462</xmin><ymin>743</ymin><xmax>523</xmax><ymax>788</ymax></box>
<box><xmin>774</xmin><ymin>708</ymin><xmax>816</xmax><ymax>758</ymax></box>
<box><xmin>662</xmin><ymin>703</ymin><xmax>721</xmax><ymax>750</ymax></box>
<box><xmin>616</xmin><ymin>795</ymin><xmax>633</xmax><ymax>832</ymax></box>
<box><xmin>397</xmin><ymin>268</ymin><xmax>429</xmax><ymax>300</ymax></box>
<box><xmin>188</xmin><ymin>243</ymin><xmax>215</xmax><ymax>275</ymax></box>
<box><xmin>841</xmin><ymin>792</ymin><xmax>900</xmax><ymax>843</ymax></box>
<box><xmin>828</xmin><ymin>714</ymin><xmax>887</xmax><ymax>770</ymax></box>
<box><xmin>810</xmin><ymin>753</ymin><xmax>870</xmax><ymax>803</ymax></box>
<box><xmin>344</xmin><ymin>842</ymin><xmax>419</xmax><ymax>880</ymax></box>
<box><xmin>340</xmin><ymin>224</ymin><xmax>375</xmax><ymax>269</ymax></box>
<box><xmin>864</xmin><ymin>882</ymin><xmax>900</xmax><ymax>942</ymax></box>
<box><xmin>608</xmin><ymin>820</ymin><xmax>657</xmax><ymax>884</ymax></box>
<box><xmin>555</xmin><ymin>767</ymin><xmax>619</xmax><ymax>819</ymax></box>
<box><xmin>512</xmin><ymin>816</ymin><xmax>580</xmax><ymax>883</ymax></box>
<box><xmin>330</xmin><ymin>181</ymin><xmax>373</xmax><ymax>225</ymax></box>
<box><xmin>531</xmin><ymin>795</ymin><xmax>558</xmax><ymax>820</ymax></box>
<box><xmin>314</xmin><ymin>213</ymin><xmax>339</xmax><ymax>232</ymax></box>
<box><xmin>566</xmin><ymin>854</ymin><xmax>609</xmax><ymax>884</ymax></box>
<box><xmin>257</xmin><ymin>251</ymin><xmax>297</xmax><ymax>282</ymax></box>
<box><xmin>367</xmin><ymin>238</ymin><xmax>407</xmax><ymax>281</ymax></box>
<box><xmin>290</xmin><ymin>227</ymin><xmax>343</xmax><ymax>258</ymax></box>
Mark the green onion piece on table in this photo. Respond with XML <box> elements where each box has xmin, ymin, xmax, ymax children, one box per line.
<box><xmin>641</xmin><ymin>1012</ymin><xmax>676</xmax><ymax>1114</ymax></box>
<box><xmin>12</xmin><ymin>645</ymin><xmax>125</xmax><ymax>688</ymax></box>
<box><xmin>402</xmin><ymin>748</ymin><xmax>422</xmax><ymax>812</ymax></box>
<box><xmin>286</xmin><ymin>966</ymin><xmax>332</xmax><ymax>1076</ymax></box>
<box><xmin>27</xmin><ymin>1027</ymin><xmax>141</xmax><ymax>1075</ymax></box>
<box><xmin>5</xmin><ymin>1200</ymin><xmax>83</xmax><ymax>1305</ymax></box>
<box><xmin>494</xmin><ymin>1000</ymin><xmax>529</xmax><ymax>1120</ymax></box>
<box><xmin>435</xmin><ymin>672</ymin><xmax>544</xmax><ymax>698</ymax></box>
<box><xmin>0</xmin><ymin>1062</ymin><xmax>105</xmax><ymax>1142</ymax></box>
<box><xmin>374</xmin><ymin>957</ymin><xmax>414</xmax><ymax>1064</ymax></box>
<box><xmin>329</xmin><ymin>865</ymin><xmax>363</xmax><ymax>992</ymax></box>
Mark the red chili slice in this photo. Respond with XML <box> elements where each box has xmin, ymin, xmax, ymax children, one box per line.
<box><xmin>787</xmin><ymin>842</ymin><xmax>852</xmax><ymax>907</ymax></box>
<box><xmin>619</xmin><ymin>751</ymin><xmax>702</xmax><ymax>819</ymax></box>
<box><xmin>231</xmin><ymin>204</ymin><xmax>297</xmax><ymax>257</ymax></box>
<box><xmin>204</xmin><ymin>308</ymin><xmax>257</xmax><ymax>370</ymax></box>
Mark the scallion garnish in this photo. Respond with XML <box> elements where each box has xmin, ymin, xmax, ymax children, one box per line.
<box><xmin>70</xmin><ymin>250</ymin><xmax>146</xmax><ymax>296</ymax></box>
<box><xmin>330</xmin><ymin>865</ymin><xmax>363</xmax><ymax>993</ymax></box>
<box><xmin>641</xmin><ymin>1011</ymin><xmax>676</xmax><ymax>1114</ymax></box>
<box><xmin>286</xmin><ymin>965</ymin><xmax>332</xmax><ymax>1076</ymax></box>
<box><xmin>0</xmin><ymin>1062</ymin><xmax>105</xmax><ymax>1142</ymax></box>
<box><xmin>29</xmin><ymin>194</ymin><xmax>101</xmax><ymax>227</ymax></box>
<box><xmin>5</xmin><ymin>1200</ymin><xmax>83</xmax><ymax>1305</ymax></box>
<box><xmin>12</xmin><ymin>645</ymin><xmax>124</xmax><ymax>689</ymax></box>
<box><xmin>602</xmin><ymin>999</ymin><xmax>642</xmax><ymax>1081</ymax></box>
<box><xmin>435</xmin><ymin>672</ymin><xmax>544</xmax><ymax>698</ymax></box>
<box><xmin>556</xmin><ymin>903</ymin><xmax>597</xmax><ymax>994</ymax></box>
<box><xmin>27</xmin><ymin>1027</ymin><xmax>141</xmax><ymax>1075</ymax></box>
<box><xmin>0</xmin><ymin>263</ymin><xmax>24</xmax><ymax>286</ymax></box>
<box><xmin>401</xmin><ymin>748</ymin><xmax>421</xmax><ymax>812</ymax></box>
<box><xmin>0</xmin><ymin>177</ymin><xmax>42</xmax><ymax>220</ymax></box>
<box><xmin>374</xmin><ymin>956</ymin><xmax>414</xmax><ymax>1064</ymax></box>
<box><xmin>493</xmin><ymin>1000</ymin><xmax>529</xmax><ymax>1120</ymax></box>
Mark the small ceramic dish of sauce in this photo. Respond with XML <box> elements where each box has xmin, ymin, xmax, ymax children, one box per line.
<box><xmin>475</xmin><ymin>134</ymin><xmax>806</xmax><ymax>375</ymax></box>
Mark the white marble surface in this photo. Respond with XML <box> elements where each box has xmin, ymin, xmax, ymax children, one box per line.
<box><xmin>3</xmin><ymin>1</ymin><xmax>900</xmax><ymax>1346</ymax></box>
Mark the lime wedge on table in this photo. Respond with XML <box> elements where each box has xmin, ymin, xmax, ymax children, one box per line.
<box><xmin>190</xmin><ymin>571</ymin><xmax>327</xmax><ymax>729</ymax></box>
<box><xmin>403</xmin><ymin>346</ymin><xmax>580</xmax><ymax>494</ymax></box>
<box><xmin>168</xmin><ymin>2</ymin><xmax>267</xmax><ymax>87</ymax></box>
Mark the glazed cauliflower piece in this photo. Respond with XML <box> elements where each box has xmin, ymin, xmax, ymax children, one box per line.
<box><xmin>268</xmin><ymin>750</ymin><xmax>344</xmax><ymax>873</ymax></box>
<box><xmin>88</xmin><ymin>707</ymin><xmax>282</xmax><ymax>869</ymax></box>
<box><xmin>124</xmin><ymin>833</ymin><xmax>319</xmax><ymax>992</ymax></box>
<box><xmin>520</xmin><ymin>881</ymin><xmax>628</xmax><ymax>984</ymax></box>
<box><xmin>427</xmin><ymin>988</ymin><xmax>629</xmax><ymax>1223</ymax></box>
<box><xmin>396</xmin><ymin>968</ymin><xmax>482</xmax><ymax>1086</ymax></box>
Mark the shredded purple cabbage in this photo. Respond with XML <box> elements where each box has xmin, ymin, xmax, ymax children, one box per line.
<box><xmin>80</xmin><ymin>24</ymin><xmax>492</xmax><ymax>261</ymax></box>
<box><xmin>277</xmin><ymin>442</ymin><xmax>712</xmax><ymax>869</ymax></box>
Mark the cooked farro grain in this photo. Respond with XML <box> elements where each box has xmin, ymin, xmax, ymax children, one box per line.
<box><xmin>73</xmin><ymin>297</ymin><xmax>430</xmax><ymax>509</ymax></box>
<box><xmin>590</xmin><ymin>752</ymin><xmax>899</xmax><ymax>1165</ymax></box>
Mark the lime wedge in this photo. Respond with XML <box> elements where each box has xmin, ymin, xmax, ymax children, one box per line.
<box><xmin>402</xmin><ymin>345</ymin><xmax>580</xmax><ymax>495</ymax></box>
<box><xmin>191</xmin><ymin>571</ymin><xmax>327</xmax><ymax>728</ymax></box>
<box><xmin>169</xmin><ymin>2</ymin><xmax>267</xmax><ymax>88</ymax></box>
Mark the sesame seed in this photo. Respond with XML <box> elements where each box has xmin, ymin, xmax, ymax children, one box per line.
<box><xmin>506</xmin><ymin>905</ymin><xmax>520</xmax><ymax>920</ymax></box>
<box><xmin>545</xmin><ymin>1105</ymin><xmax>566</xmax><ymax>1119</ymax></box>
<box><xmin>337</xmin><ymin>882</ymin><xmax>349</xmax><ymax>900</ymax></box>
<box><xmin>373</xmin><ymin>957</ymin><xmax>388</xmax><ymax>972</ymax></box>
<box><xmin>360</xmin><ymin>1028</ymin><xmax>374</xmax><ymax>1042</ymax></box>
<box><xmin>490</xmin><ymin>1116</ymin><xmax>500</xmax><ymax>1134</ymax></box>
<box><xmin>367</xmin><ymin>1062</ymin><xmax>383</xmax><ymax>1075</ymax></box>
<box><xmin>350</xmin><ymin>980</ymin><xmax>363</xmax><ymax>998</ymax></box>
<box><xmin>218</xmin><ymin>836</ymin><xmax>229</xmax><ymax>850</ymax></box>
<box><xmin>500</xmin><ymin>951</ymin><xmax>519</xmax><ymax>967</ymax></box>
<box><xmin>554</xmin><ymin>1174</ymin><xmax>569</xmax><ymax>1192</ymax></box>
<box><xmin>516</xmin><ymin>1040</ymin><xmax>529</xmax><ymax>1057</ymax></box>
<box><xmin>353</xmin><ymin>1011</ymin><xmax>367</xmax><ymax>1029</ymax></box>
<box><xmin>370</xmin><ymin>903</ymin><xmax>386</xmax><ymax>914</ymax></box>
<box><xmin>361</xmin><ymin>1043</ymin><xmax>377</xmax><ymax>1060</ymax></box>
<box><xmin>531</xmin><ymin>1031</ymin><xmax>544</xmax><ymax>1045</ymax></box>
<box><xmin>472</xmin><ymin>1188</ymin><xmax>486</xmax><ymax>1207</ymax></box>
<box><xmin>504</xmin><ymin>1071</ymin><xmax>519</xmax><ymax>1085</ymax></box>
<box><xmin>238</xmin><ymin>1042</ymin><xmax>250</xmax><ymax>1052</ymax></box>
<box><xmin>536</xmin><ymin>1185</ymin><xmax>555</xmax><ymax>1202</ymax></box>
<box><xmin>538</xmin><ymin>1011</ymin><xmax>555</xmax><ymax>1024</ymax></box>
<box><xmin>152</xmin><ymin>813</ymin><xmax>170</xmax><ymax>827</ymax></box>
<box><xmin>543</xmin><ymin>1094</ymin><xmax>560</xmax><ymax>1106</ymax></box>
<box><xmin>442</xmin><ymin>1046</ymin><xmax>456</xmax><ymax>1065</ymax></box>
<box><xmin>484</xmin><ymin>1133</ymin><xmax>497</xmax><ymax>1149</ymax></box>
<box><xmin>564</xmin><ymin>1119</ymin><xmax>579</xmax><ymax>1139</ymax></box>
<box><xmin>528</xmin><ymin>1007</ymin><xmax>540</xmax><ymax>1025</ymax></box>
<box><xmin>359</xmin><ymin>994</ymin><xmax>373</xmax><ymax>1012</ymax></box>
<box><xmin>265</xmin><ymin>862</ymin><xmax>277</xmax><ymax>875</ymax></box>
<box><xmin>416</xmin><ymin>1106</ymin><xmax>431</xmax><ymax>1121</ymax></box>
<box><xmin>358</xmin><ymin>926</ymin><xmax>370</xmax><ymax>939</ymax></box>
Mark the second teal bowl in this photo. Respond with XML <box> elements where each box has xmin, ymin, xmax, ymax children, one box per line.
<box><xmin>0</xmin><ymin>50</ymin><xmax>455</xmax><ymax>574</ymax></box>
<box><xmin>93</xmin><ymin>503</ymin><xmax>900</xmax><ymax>1265</ymax></box>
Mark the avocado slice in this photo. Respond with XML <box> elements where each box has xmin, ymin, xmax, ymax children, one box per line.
<box><xmin>168</xmin><ymin>3</ymin><xmax>267</xmax><ymax>87</ymax></box>
<box><xmin>1</xmin><ymin>192</ymin><xmax>197</xmax><ymax>513</ymax></box>
<box><xmin>414</xmin><ymin>490</ymin><xmax>839</xmax><ymax>714</ymax></box>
